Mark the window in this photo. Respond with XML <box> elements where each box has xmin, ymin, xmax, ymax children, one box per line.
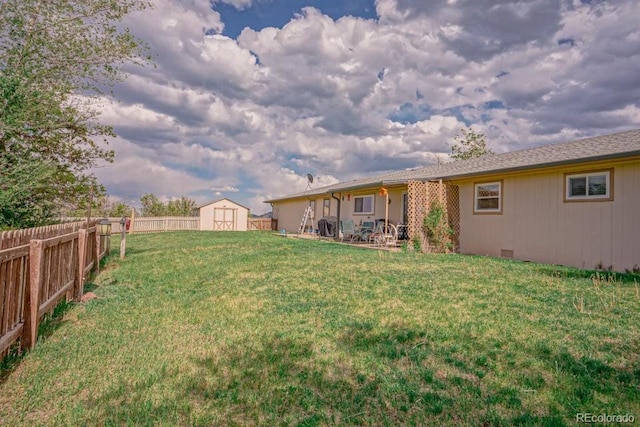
<box><xmin>323</xmin><ymin>198</ymin><xmax>330</xmax><ymax>217</ymax></box>
<box><xmin>565</xmin><ymin>170</ymin><xmax>612</xmax><ymax>201</ymax></box>
<box><xmin>309</xmin><ymin>200</ymin><xmax>316</xmax><ymax>218</ymax></box>
<box><xmin>354</xmin><ymin>195</ymin><xmax>375</xmax><ymax>214</ymax></box>
<box><xmin>474</xmin><ymin>181</ymin><xmax>502</xmax><ymax>213</ymax></box>
<box><xmin>402</xmin><ymin>193</ymin><xmax>409</xmax><ymax>224</ymax></box>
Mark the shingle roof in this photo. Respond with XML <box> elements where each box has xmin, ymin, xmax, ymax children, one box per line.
<box><xmin>264</xmin><ymin>129</ymin><xmax>640</xmax><ymax>203</ymax></box>
<box><xmin>198</xmin><ymin>197</ymin><xmax>250</xmax><ymax>211</ymax></box>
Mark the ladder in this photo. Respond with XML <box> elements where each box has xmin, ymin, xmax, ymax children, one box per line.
<box><xmin>298</xmin><ymin>206</ymin><xmax>313</xmax><ymax>235</ymax></box>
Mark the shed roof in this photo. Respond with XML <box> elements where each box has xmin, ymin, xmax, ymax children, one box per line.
<box><xmin>198</xmin><ymin>198</ymin><xmax>250</xmax><ymax>211</ymax></box>
<box><xmin>264</xmin><ymin>129</ymin><xmax>640</xmax><ymax>203</ymax></box>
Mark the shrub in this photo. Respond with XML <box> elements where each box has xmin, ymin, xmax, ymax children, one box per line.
<box><xmin>423</xmin><ymin>201</ymin><xmax>453</xmax><ymax>253</ymax></box>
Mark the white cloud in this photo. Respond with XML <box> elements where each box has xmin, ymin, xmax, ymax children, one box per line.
<box><xmin>210</xmin><ymin>185</ymin><xmax>240</xmax><ymax>192</ymax></box>
<box><xmin>89</xmin><ymin>0</ymin><xmax>640</xmax><ymax>214</ymax></box>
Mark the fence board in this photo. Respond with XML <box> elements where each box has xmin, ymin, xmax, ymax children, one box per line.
<box><xmin>1</xmin><ymin>259</ymin><xmax>9</xmax><ymax>338</ymax></box>
<box><xmin>1</xmin><ymin>220</ymin><xmax>106</xmax><ymax>356</ymax></box>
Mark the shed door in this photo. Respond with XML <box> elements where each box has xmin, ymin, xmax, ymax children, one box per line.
<box><xmin>213</xmin><ymin>208</ymin><xmax>237</xmax><ymax>230</ymax></box>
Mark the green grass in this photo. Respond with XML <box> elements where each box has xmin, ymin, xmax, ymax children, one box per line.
<box><xmin>1</xmin><ymin>231</ymin><xmax>639</xmax><ymax>426</ymax></box>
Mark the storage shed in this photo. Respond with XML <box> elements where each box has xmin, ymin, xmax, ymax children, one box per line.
<box><xmin>198</xmin><ymin>198</ymin><xmax>249</xmax><ymax>231</ymax></box>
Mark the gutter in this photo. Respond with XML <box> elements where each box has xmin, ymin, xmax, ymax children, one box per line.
<box><xmin>331</xmin><ymin>192</ymin><xmax>341</xmax><ymax>241</ymax></box>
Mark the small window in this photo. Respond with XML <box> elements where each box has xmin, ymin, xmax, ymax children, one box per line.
<box><xmin>354</xmin><ymin>195</ymin><xmax>375</xmax><ymax>214</ymax></box>
<box><xmin>323</xmin><ymin>199</ymin><xmax>330</xmax><ymax>217</ymax></box>
<box><xmin>565</xmin><ymin>170</ymin><xmax>612</xmax><ymax>201</ymax></box>
<box><xmin>474</xmin><ymin>181</ymin><xmax>502</xmax><ymax>213</ymax></box>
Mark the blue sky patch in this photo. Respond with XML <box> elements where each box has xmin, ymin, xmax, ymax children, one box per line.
<box><xmin>214</xmin><ymin>0</ymin><xmax>378</xmax><ymax>39</ymax></box>
<box><xmin>388</xmin><ymin>103</ymin><xmax>434</xmax><ymax>124</ymax></box>
<box><xmin>558</xmin><ymin>38</ymin><xmax>576</xmax><ymax>47</ymax></box>
<box><xmin>388</xmin><ymin>101</ymin><xmax>493</xmax><ymax>126</ymax></box>
<box><xmin>484</xmin><ymin>100</ymin><xmax>505</xmax><ymax>109</ymax></box>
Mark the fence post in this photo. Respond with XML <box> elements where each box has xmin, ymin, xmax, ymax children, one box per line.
<box><xmin>76</xmin><ymin>229</ymin><xmax>87</xmax><ymax>301</ymax></box>
<box><xmin>94</xmin><ymin>232</ymin><xmax>100</xmax><ymax>274</ymax></box>
<box><xmin>129</xmin><ymin>208</ymin><xmax>135</xmax><ymax>234</ymax></box>
<box><xmin>23</xmin><ymin>239</ymin><xmax>44</xmax><ymax>350</ymax></box>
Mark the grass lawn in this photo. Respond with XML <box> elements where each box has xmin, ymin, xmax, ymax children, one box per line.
<box><xmin>1</xmin><ymin>231</ymin><xmax>639</xmax><ymax>426</ymax></box>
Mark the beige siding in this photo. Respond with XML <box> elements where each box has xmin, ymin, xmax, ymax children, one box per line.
<box><xmin>272</xmin><ymin>199</ymin><xmax>313</xmax><ymax>232</ymax></box>
<box><xmin>458</xmin><ymin>161</ymin><xmax>640</xmax><ymax>271</ymax></box>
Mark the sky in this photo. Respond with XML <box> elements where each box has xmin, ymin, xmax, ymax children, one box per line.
<box><xmin>92</xmin><ymin>0</ymin><xmax>640</xmax><ymax>214</ymax></box>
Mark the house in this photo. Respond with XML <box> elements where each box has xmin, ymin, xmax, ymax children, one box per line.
<box><xmin>198</xmin><ymin>198</ymin><xmax>249</xmax><ymax>231</ymax></box>
<box><xmin>265</xmin><ymin>129</ymin><xmax>640</xmax><ymax>272</ymax></box>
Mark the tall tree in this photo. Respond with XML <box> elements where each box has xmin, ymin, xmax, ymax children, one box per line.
<box><xmin>140</xmin><ymin>194</ymin><xmax>197</xmax><ymax>217</ymax></box>
<box><xmin>0</xmin><ymin>0</ymin><xmax>151</xmax><ymax>228</ymax></box>
<box><xmin>0</xmin><ymin>154</ymin><xmax>57</xmax><ymax>229</ymax></box>
<box><xmin>140</xmin><ymin>194</ymin><xmax>166</xmax><ymax>217</ymax></box>
<box><xmin>450</xmin><ymin>127</ymin><xmax>494</xmax><ymax>161</ymax></box>
<box><xmin>167</xmin><ymin>196</ymin><xmax>197</xmax><ymax>216</ymax></box>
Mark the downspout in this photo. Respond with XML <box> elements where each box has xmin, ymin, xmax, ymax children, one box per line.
<box><xmin>331</xmin><ymin>192</ymin><xmax>341</xmax><ymax>240</ymax></box>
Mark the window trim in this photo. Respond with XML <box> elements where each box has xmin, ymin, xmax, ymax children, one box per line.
<box><xmin>353</xmin><ymin>194</ymin><xmax>375</xmax><ymax>215</ymax></box>
<box><xmin>473</xmin><ymin>180</ymin><xmax>503</xmax><ymax>214</ymax></box>
<box><xmin>564</xmin><ymin>168</ymin><xmax>613</xmax><ymax>202</ymax></box>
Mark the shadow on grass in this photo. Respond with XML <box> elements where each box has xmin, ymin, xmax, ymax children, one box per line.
<box><xmin>0</xmin><ymin>299</ymin><xmax>74</xmax><ymax>384</ymax></box>
<box><xmin>179</xmin><ymin>328</ymin><xmax>572</xmax><ymax>426</ymax></box>
<box><xmin>73</xmin><ymin>363</ymin><xmax>191</xmax><ymax>426</ymax></box>
<box><xmin>531</xmin><ymin>341</ymin><xmax>640</xmax><ymax>410</ymax></box>
<box><xmin>182</xmin><ymin>333</ymin><xmax>454</xmax><ymax>426</ymax></box>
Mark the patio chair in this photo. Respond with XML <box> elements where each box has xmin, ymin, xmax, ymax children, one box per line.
<box><xmin>382</xmin><ymin>224</ymin><xmax>400</xmax><ymax>247</ymax></box>
<box><xmin>339</xmin><ymin>219</ymin><xmax>359</xmax><ymax>243</ymax></box>
<box><xmin>368</xmin><ymin>221</ymin><xmax>387</xmax><ymax>246</ymax></box>
<box><xmin>369</xmin><ymin>222</ymin><xmax>399</xmax><ymax>247</ymax></box>
<box><xmin>359</xmin><ymin>221</ymin><xmax>375</xmax><ymax>241</ymax></box>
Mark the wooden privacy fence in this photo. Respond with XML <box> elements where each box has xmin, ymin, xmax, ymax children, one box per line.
<box><xmin>128</xmin><ymin>216</ymin><xmax>199</xmax><ymax>234</ymax></box>
<box><xmin>248</xmin><ymin>218</ymin><xmax>277</xmax><ymax>231</ymax></box>
<box><xmin>0</xmin><ymin>220</ymin><xmax>108</xmax><ymax>357</ymax></box>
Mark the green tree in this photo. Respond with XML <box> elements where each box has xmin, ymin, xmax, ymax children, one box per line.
<box><xmin>59</xmin><ymin>195</ymin><xmax>131</xmax><ymax>219</ymax></box>
<box><xmin>0</xmin><ymin>0</ymin><xmax>151</xmax><ymax>228</ymax></box>
<box><xmin>167</xmin><ymin>197</ymin><xmax>197</xmax><ymax>216</ymax></box>
<box><xmin>0</xmin><ymin>154</ymin><xmax>58</xmax><ymax>229</ymax></box>
<box><xmin>107</xmin><ymin>202</ymin><xmax>131</xmax><ymax>218</ymax></box>
<box><xmin>450</xmin><ymin>127</ymin><xmax>494</xmax><ymax>161</ymax></box>
<box><xmin>140</xmin><ymin>194</ymin><xmax>197</xmax><ymax>217</ymax></box>
<box><xmin>140</xmin><ymin>194</ymin><xmax>166</xmax><ymax>217</ymax></box>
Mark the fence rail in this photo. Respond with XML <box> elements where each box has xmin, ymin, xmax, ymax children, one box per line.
<box><xmin>0</xmin><ymin>220</ymin><xmax>108</xmax><ymax>357</ymax></box>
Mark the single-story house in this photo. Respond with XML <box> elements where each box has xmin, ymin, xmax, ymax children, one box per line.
<box><xmin>265</xmin><ymin>129</ymin><xmax>640</xmax><ymax>272</ymax></box>
<box><xmin>198</xmin><ymin>198</ymin><xmax>249</xmax><ymax>231</ymax></box>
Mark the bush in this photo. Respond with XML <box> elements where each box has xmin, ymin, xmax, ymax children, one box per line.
<box><xmin>423</xmin><ymin>201</ymin><xmax>453</xmax><ymax>253</ymax></box>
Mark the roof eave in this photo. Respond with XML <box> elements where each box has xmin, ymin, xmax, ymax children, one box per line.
<box><xmin>434</xmin><ymin>150</ymin><xmax>640</xmax><ymax>182</ymax></box>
